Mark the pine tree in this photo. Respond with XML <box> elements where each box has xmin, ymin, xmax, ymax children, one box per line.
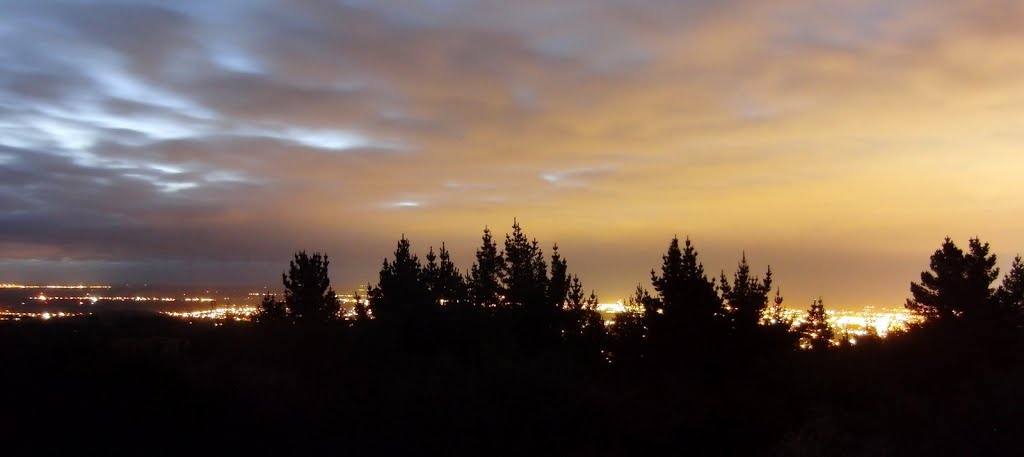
<box><xmin>548</xmin><ymin>244</ymin><xmax>574</xmax><ymax>340</ymax></box>
<box><xmin>532</xmin><ymin>239</ymin><xmax>550</xmax><ymax>307</ymax></box>
<box><xmin>564</xmin><ymin>275</ymin><xmax>600</xmax><ymax>337</ymax></box>
<box><xmin>608</xmin><ymin>284</ymin><xmax>651</xmax><ymax>364</ymax></box>
<box><xmin>282</xmin><ymin>251</ymin><xmax>340</xmax><ymax>323</ymax></box>
<box><xmin>765</xmin><ymin>288</ymin><xmax>790</xmax><ymax>326</ymax></box>
<box><xmin>761</xmin><ymin>288</ymin><xmax>798</xmax><ymax>351</ymax></box>
<box><xmin>423</xmin><ymin>246</ymin><xmax>440</xmax><ymax>305</ymax></box>
<box><xmin>629</xmin><ymin>284</ymin><xmax>656</xmax><ymax>319</ymax></box>
<box><xmin>436</xmin><ymin>243</ymin><xmax>467</xmax><ymax>307</ymax></box>
<box><xmin>498</xmin><ymin>220</ymin><xmax>560</xmax><ymax>345</ymax></box>
<box><xmin>964</xmin><ymin>238</ymin><xmax>1000</xmax><ymax>309</ymax></box>
<box><xmin>649</xmin><ymin>236</ymin><xmax>722</xmax><ymax>338</ymax></box>
<box><xmin>907</xmin><ymin>237</ymin><xmax>999</xmax><ymax>321</ymax></box>
<box><xmin>548</xmin><ymin>243</ymin><xmax>570</xmax><ymax>310</ymax></box>
<box><xmin>503</xmin><ymin>220</ymin><xmax>549</xmax><ymax>310</ymax></box>
<box><xmin>568</xmin><ymin>275</ymin><xmax>585</xmax><ymax>311</ymax></box>
<box><xmin>563</xmin><ymin>275</ymin><xmax>588</xmax><ymax>337</ymax></box>
<box><xmin>255</xmin><ymin>293</ymin><xmax>287</xmax><ymax>323</ymax></box>
<box><xmin>719</xmin><ymin>253</ymin><xmax>773</xmax><ymax>332</ymax></box>
<box><xmin>353</xmin><ymin>290</ymin><xmax>369</xmax><ymax>321</ymax></box>
<box><xmin>469</xmin><ymin>227</ymin><xmax>505</xmax><ymax>309</ymax></box>
<box><xmin>579</xmin><ymin>290</ymin><xmax>606</xmax><ymax>348</ymax></box>
<box><xmin>582</xmin><ymin>290</ymin><xmax>604</xmax><ymax>333</ymax></box>
<box><xmin>996</xmin><ymin>255</ymin><xmax>1024</xmax><ymax>327</ymax></box>
<box><xmin>369</xmin><ymin>236</ymin><xmax>431</xmax><ymax>322</ymax></box>
<box><xmin>802</xmin><ymin>298</ymin><xmax>832</xmax><ymax>351</ymax></box>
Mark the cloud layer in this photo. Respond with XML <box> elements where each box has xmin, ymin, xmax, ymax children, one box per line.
<box><xmin>2</xmin><ymin>0</ymin><xmax>1023</xmax><ymax>307</ymax></box>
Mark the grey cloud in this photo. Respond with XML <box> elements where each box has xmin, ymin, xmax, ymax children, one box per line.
<box><xmin>1</xmin><ymin>0</ymin><xmax>1022</xmax><ymax>307</ymax></box>
<box><xmin>0</xmin><ymin>146</ymin><xmax>305</xmax><ymax>262</ymax></box>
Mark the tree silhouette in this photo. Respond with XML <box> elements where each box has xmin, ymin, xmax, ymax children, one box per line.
<box><xmin>719</xmin><ymin>253</ymin><xmax>773</xmax><ymax>333</ymax></box>
<box><xmin>352</xmin><ymin>290</ymin><xmax>370</xmax><ymax>321</ymax></box>
<box><xmin>564</xmin><ymin>275</ymin><xmax>602</xmax><ymax>340</ymax></box>
<box><xmin>548</xmin><ymin>244</ymin><xmax>570</xmax><ymax>311</ymax></box>
<box><xmin>648</xmin><ymin>236</ymin><xmax>722</xmax><ymax>344</ymax></box>
<box><xmin>502</xmin><ymin>220</ymin><xmax>557</xmax><ymax>344</ymax></box>
<box><xmin>502</xmin><ymin>220</ymin><xmax>549</xmax><ymax>310</ymax></box>
<box><xmin>567</xmin><ymin>275</ymin><xmax>585</xmax><ymax>311</ymax></box>
<box><xmin>802</xmin><ymin>298</ymin><xmax>832</xmax><ymax>351</ymax></box>
<box><xmin>764</xmin><ymin>288</ymin><xmax>790</xmax><ymax>327</ymax></box>
<box><xmin>760</xmin><ymin>288</ymin><xmax>798</xmax><ymax>351</ymax></box>
<box><xmin>423</xmin><ymin>245</ymin><xmax>441</xmax><ymax>305</ymax></box>
<box><xmin>282</xmin><ymin>251</ymin><xmax>339</xmax><ymax>323</ymax></box>
<box><xmin>581</xmin><ymin>290</ymin><xmax>605</xmax><ymax>339</ymax></box>
<box><xmin>369</xmin><ymin>236</ymin><xmax>431</xmax><ymax>322</ymax></box>
<box><xmin>996</xmin><ymin>255</ymin><xmax>1024</xmax><ymax>327</ymax></box>
<box><xmin>907</xmin><ymin>237</ymin><xmax>999</xmax><ymax>322</ymax></box>
<box><xmin>255</xmin><ymin>293</ymin><xmax>287</xmax><ymax>323</ymax></box>
<box><xmin>549</xmin><ymin>244</ymin><xmax>583</xmax><ymax>341</ymax></box>
<box><xmin>469</xmin><ymin>227</ymin><xmax>505</xmax><ymax>309</ymax></box>
<box><xmin>435</xmin><ymin>243</ymin><xmax>468</xmax><ymax>308</ymax></box>
<box><xmin>608</xmin><ymin>284</ymin><xmax>651</xmax><ymax>364</ymax></box>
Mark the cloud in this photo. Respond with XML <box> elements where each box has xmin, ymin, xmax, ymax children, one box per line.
<box><xmin>1</xmin><ymin>0</ymin><xmax>1023</xmax><ymax>306</ymax></box>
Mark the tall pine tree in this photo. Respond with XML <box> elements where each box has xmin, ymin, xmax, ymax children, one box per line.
<box><xmin>907</xmin><ymin>237</ymin><xmax>999</xmax><ymax>322</ymax></box>
<box><xmin>423</xmin><ymin>246</ymin><xmax>441</xmax><ymax>305</ymax></box>
<box><xmin>764</xmin><ymin>288</ymin><xmax>791</xmax><ymax>327</ymax></box>
<box><xmin>564</xmin><ymin>274</ymin><xmax>592</xmax><ymax>337</ymax></box>
<box><xmin>719</xmin><ymin>253</ymin><xmax>773</xmax><ymax>333</ymax></box>
<box><xmin>469</xmin><ymin>227</ymin><xmax>505</xmax><ymax>309</ymax></box>
<box><xmin>282</xmin><ymin>251</ymin><xmax>340</xmax><ymax>323</ymax></box>
<box><xmin>567</xmin><ymin>275</ymin><xmax>585</xmax><ymax>313</ymax></box>
<box><xmin>503</xmin><ymin>220</ymin><xmax>549</xmax><ymax>310</ymax></box>
<box><xmin>996</xmin><ymin>255</ymin><xmax>1024</xmax><ymax>327</ymax></box>
<box><xmin>436</xmin><ymin>243</ymin><xmax>468</xmax><ymax>308</ymax></box>
<box><xmin>801</xmin><ymin>298</ymin><xmax>832</xmax><ymax>351</ymax></box>
<box><xmin>502</xmin><ymin>220</ymin><xmax>556</xmax><ymax>344</ymax></box>
<box><xmin>369</xmin><ymin>236</ymin><xmax>431</xmax><ymax>322</ymax></box>
<box><xmin>648</xmin><ymin>236</ymin><xmax>722</xmax><ymax>342</ymax></box>
<box><xmin>548</xmin><ymin>243</ymin><xmax>570</xmax><ymax>310</ymax></box>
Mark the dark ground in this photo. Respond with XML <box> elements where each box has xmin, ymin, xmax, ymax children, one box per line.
<box><xmin>2</xmin><ymin>314</ymin><xmax>1022</xmax><ymax>456</ymax></box>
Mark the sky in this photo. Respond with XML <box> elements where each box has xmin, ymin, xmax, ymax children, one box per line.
<box><xmin>1</xmin><ymin>0</ymin><xmax>1023</xmax><ymax>308</ymax></box>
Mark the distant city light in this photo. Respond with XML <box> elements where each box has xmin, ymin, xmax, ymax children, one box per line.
<box><xmin>29</xmin><ymin>295</ymin><xmax>215</xmax><ymax>303</ymax></box>
<box><xmin>786</xmin><ymin>307</ymin><xmax>922</xmax><ymax>339</ymax></box>
<box><xmin>162</xmin><ymin>306</ymin><xmax>258</xmax><ymax>321</ymax></box>
<box><xmin>598</xmin><ymin>302</ymin><xmax>922</xmax><ymax>342</ymax></box>
<box><xmin>2</xmin><ymin>283</ymin><xmax>923</xmax><ymax>343</ymax></box>
<box><xmin>0</xmin><ymin>310</ymin><xmax>87</xmax><ymax>321</ymax></box>
<box><xmin>0</xmin><ymin>284</ymin><xmax>112</xmax><ymax>289</ymax></box>
<box><xmin>595</xmin><ymin>301</ymin><xmax>626</xmax><ymax>314</ymax></box>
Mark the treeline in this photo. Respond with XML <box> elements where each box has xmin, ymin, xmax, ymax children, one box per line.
<box><xmin>8</xmin><ymin>222</ymin><xmax>1024</xmax><ymax>455</ymax></box>
<box><xmin>255</xmin><ymin>221</ymin><xmax>1024</xmax><ymax>362</ymax></box>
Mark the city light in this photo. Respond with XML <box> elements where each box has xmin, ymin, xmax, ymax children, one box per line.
<box><xmin>598</xmin><ymin>301</ymin><xmax>922</xmax><ymax>342</ymax></box>
<box><xmin>161</xmin><ymin>306</ymin><xmax>258</xmax><ymax>321</ymax></box>
<box><xmin>787</xmin><ymin>307</ymin><xmax>922</xmax><ymax>339</ymax></box>
<box><xmin>595</xmin><ymin>301</ymin><xmax>627</xmax><ymax>314</ymax></box>
<box><xmin>0</xmin><ymin>284</ymin><xmax>111</xmax><ymax>289</ymax></box>
<box><xmin>30</xmin><ymin>295</ymin><xmax>216</xmax><ymax>303</ymax></box>
<box><xmin>0</xmin><ymin>310</ymin><xmax>88</xmax><ymax>321</ymax></box>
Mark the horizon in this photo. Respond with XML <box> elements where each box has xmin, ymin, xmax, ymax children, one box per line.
<box><xmin>2</xmin><ymin>1</ymin><xmax>1023</xmax><ymax>310</ymax></box>
<box><xmin>0</xmin><ymin>229</ymin><xmax>1019</xmax><ymax>310</ymax></box>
